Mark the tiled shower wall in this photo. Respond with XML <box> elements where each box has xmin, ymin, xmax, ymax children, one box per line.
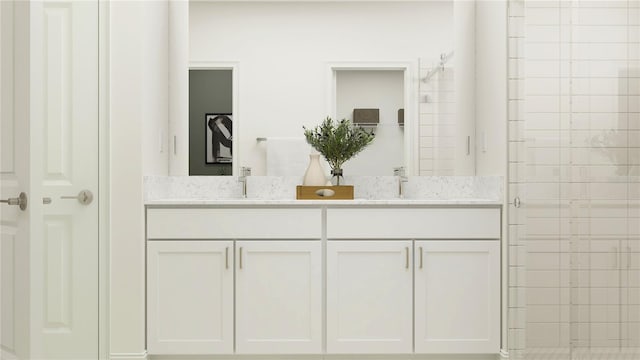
<box><xmin>419</xmin><ymin>60</ymin><xmax>456</xmax><ymax>175</ymax></box>
<box><xmin>508</xmin><ymin>1</ymin><xmax>640</xmax><ymax>359</ymax></box>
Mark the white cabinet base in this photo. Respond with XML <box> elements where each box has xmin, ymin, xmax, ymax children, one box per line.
<box><xmin>326</xmin><ymin>241</ymin><xmax>413</xmax><ymax>354</ymax></box>
<box><xmin>415</xmin><ymin>241</ymin><xmax>501</xmax><ymax>354</ymax></box>
<box><xmin>236</xmin><ymin>241</ymin><xmax>322</xmax><ymax>354</ymax></box>
<box><xmin>147</xmin><ymin>241</ymin><xmax>234</xmax><ymax>354</ymax></box>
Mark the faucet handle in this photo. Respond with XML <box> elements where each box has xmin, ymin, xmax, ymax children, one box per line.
<box><xmin>240</xmin><ymin>166</ymin><xmax>252</xmax><ymax>176</ymax></box>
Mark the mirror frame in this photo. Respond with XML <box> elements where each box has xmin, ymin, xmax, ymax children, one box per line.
<box><xmin>326</xmin><ymin>61</ymin><xmax>419</xmax><ymax>176</ymax></box>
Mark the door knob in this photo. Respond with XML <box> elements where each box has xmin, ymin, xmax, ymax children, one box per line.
<box><xmin>60</xmin><ymin>190</ymin><xmax>93</xmax><ymax>205</ymax></box>
<box><xmin>0</xmin><ymin>192</ymin><xmax>28</xmax><ymax>211</ymax></box>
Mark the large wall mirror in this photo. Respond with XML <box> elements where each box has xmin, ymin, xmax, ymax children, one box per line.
<box><xmin>180</xmin><ymin>0</ymin><xmax>499</xmax><ymax>177</ymax></box>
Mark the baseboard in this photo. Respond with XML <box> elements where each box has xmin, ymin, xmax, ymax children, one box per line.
<box><xmin>110</xmin><ymin>351</ymin><xmax>148</xmax><ymax>360</ymax></box>
<box><xmin>499</xmin><ymin>349</ymin><xmax>509</xmax><ymax>359</ymax></box>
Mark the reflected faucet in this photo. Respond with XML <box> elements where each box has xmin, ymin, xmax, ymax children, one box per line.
<box><xmin>393</xmin><ymin>166</ymin><xmax>408</xmax><ymax>198</ymax></box>
<box><xmin>238</xmin><ymin>166</ymin><xmax>251</xmax><ymax>198</ymax></box>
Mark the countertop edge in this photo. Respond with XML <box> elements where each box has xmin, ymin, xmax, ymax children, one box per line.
<box><xmin>145</xmin><ymin>199</ymin><xmax>504</xmax><ymax>206</ymax></box>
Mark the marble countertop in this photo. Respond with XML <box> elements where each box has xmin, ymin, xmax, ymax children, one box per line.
<box><xmin>143</xmin><ymin>175</ymin><xmax>504</xmax><ymax>207</ymax></box>
<box><xmin>145</xmin><ymin>198</ymin><xmax>503</xmax><ymax>206</ymax></box>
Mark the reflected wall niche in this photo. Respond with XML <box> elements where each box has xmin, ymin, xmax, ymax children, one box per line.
<box><xmin>189</xmin><ymin>69</ymin><xmax>233</xmax><ymax>176</ymax></box>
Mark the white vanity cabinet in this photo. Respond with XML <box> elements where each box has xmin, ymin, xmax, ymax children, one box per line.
<box><xmin>326</xmin><ymin>207</ymin><xmax>501</xmax><ymax>355</ymax></box>
<box><xmin>146</xmin><ymin>207</ymin><xmax>323</xmax><ymax>355</ymax></box>
<box><xmin>147</xmin><ymin>240</ymin><xmax>234</xmax><ymax>355</ymax></box>
<box><xmin>414</xmin><ymin>240</ymin><xmax>500</xmax><ymax>353</ymax></box>
<box><xmin>235</xmin><ymin>241</ymin><xmax>322</xmax><ymax>354</ymax></box>
<box><xmin>326</xmin><ymin>240</ymin><xmax>413</xmax><ymax>354</ymax></box>
<box><xmin>146</xmin><ymin>204</ymin><xmax>502</xmax><ymax>358</ymax></box>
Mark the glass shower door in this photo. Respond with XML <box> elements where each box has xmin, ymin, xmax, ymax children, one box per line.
<box><xmin>508</xmin><ymin>1</ymin><xmax>640</xmax><ymax>359</ymax></box>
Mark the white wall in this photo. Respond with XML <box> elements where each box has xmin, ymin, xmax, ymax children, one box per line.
<box><xmin>109</xmin><ymin>1</ymin><xmax>168</xmax><ymax>358</ymax></box>
<box><xmin>142</xmin><ymin>2</ymin><xmax>169</xmax><ymax>176</ymax></box>
<box><xmin>453</xmin><ymin>0</ymin><xmax>476</xmax><ymax>175</ymax></box>
<box><xmin>336</xmin><ymin>70</ymin><xmax>404</xmax><ymax>176</ymax></box>
<box><xmin>189</xmin><ymin>1</ymin><xmax>453</xmax><ymax>175</ymax></box>
<box><xmin>475</xmin><ymin>1</ymin><xmax>507</xmax><ymax>176</ymax></box>
<box><xmin>168</xmin><ymin>0</ymin><xmax>189</xmax><ymax>175</ymax></box>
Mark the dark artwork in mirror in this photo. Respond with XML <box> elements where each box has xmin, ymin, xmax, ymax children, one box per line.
<box><xmin>205</xmin><ymin>113</ymin><xmax>233</xmax><ymax>164</ymax></box>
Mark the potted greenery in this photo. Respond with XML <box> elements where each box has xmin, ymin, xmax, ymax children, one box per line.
<box><xmin>303</xmin><ymin>117</ymin><xmax>375</xmax><ymax>185</ymax></box>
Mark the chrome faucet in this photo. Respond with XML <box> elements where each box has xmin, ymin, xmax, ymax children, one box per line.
<box><xmin>238</xmin><ymin>166</ymin><xmax>251</xmax><ymax>198</ymax></box>
<box><xmin>393</xmin><ymin>166</ymin><xmax>408</xmax><ymax>198</ymax></box>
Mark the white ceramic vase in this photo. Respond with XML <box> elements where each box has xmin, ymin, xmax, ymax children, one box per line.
<box><xmin>303</xmin><ymin>153</ymin><xmax>326</xmax><ymax>186</ymax></box>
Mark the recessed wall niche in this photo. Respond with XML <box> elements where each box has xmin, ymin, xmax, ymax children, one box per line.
<box><xmin>189</xmin><ymin>69</ymin><xmax>233</xmax><ymax>176</ymax></box>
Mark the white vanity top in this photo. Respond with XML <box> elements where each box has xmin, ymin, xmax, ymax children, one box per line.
<box><xmin>144</xmin><ymin>175</ymin><xmax>504</xmax><ymax>207</ymax></box>
<box><xmin>145</xmin><ymin>198</ymin><xmax>502</xmax><ymax>206</ymax></box>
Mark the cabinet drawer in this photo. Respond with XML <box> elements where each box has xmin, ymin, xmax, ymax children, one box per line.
<box><xmin>327</xmin><ymin>208</ymin><xmax>500</xmax><ymax>239</ymax></box>
<box><xmin>147</xmin><ymin>208</ymin><xmax>322</xmax><ymax>239</ymax></box>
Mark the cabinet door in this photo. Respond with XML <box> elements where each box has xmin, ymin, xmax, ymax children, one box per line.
<box><xmin>414</xmin><ymin>240</ymin><xmax>500</xmax><ymax>353</ymax></box>
<box><xmin>235</xmin><ymin>241</ymin><xmax>322</xmax><ymax>354</ymax></box>
<box><xmin>326</xmin><ymin>240</ymin><xmax>413</xmax><ymax>354</ymax></box>
<box><xmin>147</xmin><ymin>241</ymin><xmax>234</xmax><ymax>354</ymax></box>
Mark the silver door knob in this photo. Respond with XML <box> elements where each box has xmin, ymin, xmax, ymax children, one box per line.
<box><xmin>0</xmin><ymin>192</ymin><xmax>28</xmax><ymax>211</ymax></box>
<box><xmin>60</xmin><ymin>190</ymin><xmax>93</xmax><ymax>205</ymax></box>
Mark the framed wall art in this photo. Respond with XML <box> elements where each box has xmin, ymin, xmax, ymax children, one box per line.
<box><xmin>205</xmin><ymin>113</ymin><xmax>233</xmax><ymax>164</ymax></box>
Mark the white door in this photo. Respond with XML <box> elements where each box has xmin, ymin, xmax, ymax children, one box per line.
<box><xmin>1</xmin><ymin>0</ymin><xmax>99</xmax><ymax>358</ymax></box>
<box><xmin>326</xmin><ymin>240</ymin><xmax>413</xmax><ymax>354</ymax></box>
<box><xmin>235</xmin><ymin>241</ymin><xmax>322</xmax><ymax>354</ymax></box>
<box><xmin>414</xmin><ymin>240</ymin><xmax>500</xmax><ymax>354</ymax></box>
<box><xmin>1</xmin><ymin>1</ymin><xmax>31</xmax><ymax>359</ymax></box>
<box><xmin>32</xmin><ymin>1</ymin><xmax>99</xmax><ymax>358</ymax></box>
<box><xmin>147</xmin><ymin>241</ymin><xmax>234</xmax><ymax>355</ymax></box>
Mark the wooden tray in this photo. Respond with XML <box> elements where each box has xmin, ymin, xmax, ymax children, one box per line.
<box><xmin>296</xmin><ymin>185</ymin><xmax>354</xmax><ymax>200</ymax></box>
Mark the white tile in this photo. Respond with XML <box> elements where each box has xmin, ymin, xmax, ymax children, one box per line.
<box><xmin>510</xmin><ymin>121</ymin><xmax>525</xmax><ymax>142</ymax></box>
<box><xmin>572</xmin><ymin>60</ymin><xmax>629</xmax><ymax>78</ymax></box>
<box><xmin>589</xmin><ymin>182</ymin><xmax>630</xmax><ymax>200</ymax></box>
<box><xmin>573</xmin><ymin>8</ymin><xmax>629</xmax><ymax>26</ymax></box>
<box><xmin>526</xmin><ymin>25</ymin><xmax>560</xmax><ymax>42</ymax></box>
<box><xmin>527</xmin><ymin>270</ymin><xmax>561</xmax><ymax>287</ymax></box>
<box><xmin>528</xmin><ymin>287</ymin><xmax>561</xmax><ymax>305</ymax></box>
<box><xmin>509</xmin><ymin>38</ymin><xmax>524</xmax><ymax>59</ymax></box>
<box><xmin>526</xmin><ymin>60</ymin><xmax>561</xmax><ymax>77</ymax></box>
<box><xmin>509</xmin><ymin>58</ymin><xmax>525</xmax><ymax>78</ymax></box>
<box><xmin>572</xmin><ymin>43</ymin><xmax>629</xmax><ymax>61</ymax></box>
<box><xmin>574</xmin><ymin>1</ymin><xmax>633</xmax><ymax>8</ymax></box>
<box><xmin>510</xmin><ymin>79</ymin><xmax>525</xmax><ymax>99</ymax></box>
<box><xmin>418</xmin><ymin>159</ymin><xmax>433</xmax><ymax>172</ymax></box>
<box><xmin>526</xmin><ymin>218</ymin><xmax>561</xmax><ymax>236</ymax></box>
<box><xmin>526</xmin><ymin>95</ymin><xmax>561</xmax><ymax>113</ymax></box>
<box><xmin>591</xmin><ymin>218</ymin><xmax>632</xmax><ymax>236</ymax></box>
<box><xmin>510</xmin><ymin>16</ymin><xmax>525</xmax><ymax>38</ymax></box>
<box><xmin>524</xmin><ymin>112</ymin><xmax>561</xmax><ymax>130</ymax></box>
<box><xmin>525</xmin><ymin>147</ymin><xmax>562</xmax><ymax>166</ymax></box>
<box><xmin>526</xmin><ymin>8</ymin><xmax>560</xmax><ymax>26</ymax></box>
<box><xmin>572</xmin><ymin>25</ymin><xmax>629</xmax><ymax>43</ymax></box>
<box><xmin>528</xmin><ymin>305</ymin><xmax>561</xmax><ymax>322</ymax></box>
<box><xmin>526</xmin><ymin>78</ymin><xmax>560</xmax><ymax>95</ymax></box>
<box><xmin>572</xmin><ymin>78</ymin><xmax>621</xmax><ymax>96</ymax></box>
<box><xmin>526</xmin><ymin>240</ymin><xmax>561</xmax><ymax>254</ymax></box>
<box><xmin>526</xmin><ymin>323</ymin><xmax>561</xmax><ymax>348</ymax></box>
<box><xmin>571</xmin><ymin>147</ymin><xmax>628</xmax><ymax>166</ymax></box>
<box><xmin>419</xmin><ymin>136</ymin><xmax>433</xmax><ymax>148</ymax></box>
<box><xmin>526</xmin><ymin>43</ymin><xmax>561</xmax><ymax>60</ymax></box>
<box><xmin>524</xmin><ymin>164</ymin><xmax>562</xmax><ymax>183</ymax></box>
<box><xmin>419</xmin><ymin>147</ymin><xmax>433</xmax><ymax>159</ymax></box>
